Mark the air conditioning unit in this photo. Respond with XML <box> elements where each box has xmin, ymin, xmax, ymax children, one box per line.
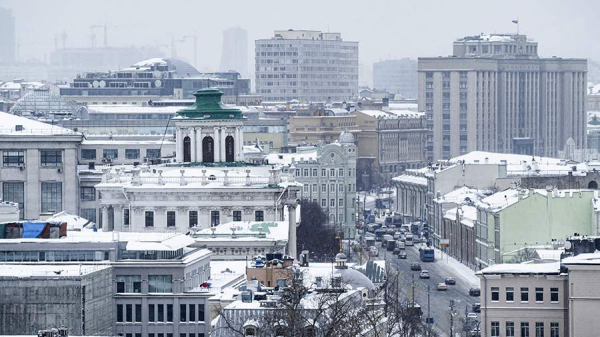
<box><xmin>19</xmin><ymin>166</ymin><xmax>24</xmax><ymax>171</ymax></box>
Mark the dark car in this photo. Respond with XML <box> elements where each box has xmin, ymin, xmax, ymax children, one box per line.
<box><xmin>411</xmin><ymin>262</ymin><xmax>422</xmax><ymax>271</ymax></box>
<box><xmin>393</xmin><ymin>247</ymin><xmax>401</xmax><ymax>255</ymax></box>
<box><xmin>469</xmin><ymin>287</ymin><xmax>481</xmax><ymax>297</ymax></box>
<box><xmin>472</xmin><ymin>303</ymin><xmax>481</xmax><ymax>313</ymax></box>
<box><xmin>444</xmin><ymin>277</ymin><xmax>456</xmax><ymax>285</ymax></box>
<box><xmin>399</xmin><ymin>251</ymin><xmax>407</xmax><ymax>259</ymax></box>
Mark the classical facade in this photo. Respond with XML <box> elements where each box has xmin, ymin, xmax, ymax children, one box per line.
<box><xmin>419</xmin><ymin>33</ymin><xmax>587</xmax><ymax>161</ymax></box>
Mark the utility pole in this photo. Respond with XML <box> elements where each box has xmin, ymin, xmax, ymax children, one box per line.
<box><xmin>411</xmin><ymin>274</ymin><xmax>415</xmax><ymax>306</ymax></box>
<box><xmin>427</xmin><ymin>284</ymin><xmax>431</xmax><ymax>337</ymax></box>
<box><xmin>449</xmin><ymin>299</ymin><xmax>455</xmax><ymax>337</ymax></box>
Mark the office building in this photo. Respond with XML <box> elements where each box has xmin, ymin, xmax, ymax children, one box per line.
<box><xmin>373</xmin><ymin>59</ymin><xmax>418</xmax><ymax>99</ymax></box>
<box><xmin>419</xmin><ymin>33</ymin><xmax>587</xmax><ymax>161</ymax></box>
<box><xmin>0</xmin><ymin>8</ymin><xmax>15</xmax><ymax>64</ymax></box>
<box><xmin>255</xmin><ymin>30</ymin><xmax>359</xmax><ymax>102</ymax></box>
<box><xmin>220</xmin><ymin>27</ymin><xmax>249</xmax><ymax>77</ymax></box>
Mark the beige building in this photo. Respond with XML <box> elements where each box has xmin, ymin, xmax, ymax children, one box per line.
<box><xmin>289</xmin><ymin>111</ymin><xmax>359</xmax><ymax>145</ymax></box>
<box><xmin>562</xmin><ymin>253</ymin><xmax>600</xmax><ymax>337</ymax></box>
<box><xmin>419</xmin><ymin>33</ymin><xmax>587</xmax><ymax>161</ymax></box>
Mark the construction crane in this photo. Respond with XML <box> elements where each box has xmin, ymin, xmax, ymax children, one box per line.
<box><xmin>90</xmin><ymin>24</ymin><xmax>108</xmax><ymax>48</ymax></box>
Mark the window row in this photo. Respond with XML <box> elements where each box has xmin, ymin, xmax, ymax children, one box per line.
<box><xmin>491</xmin><ymin>286</ymin><xmax>559</xmax><ymax>303</ymax></box>
<box><xmin>491</xmin><ymin>321</ymin><xmax>559</xmax><ymax>337</ymax></box>
<box><xmin>304</xmin><ymin>183</ymin><xmax>354</xmax><ymax>194</ymax></box>
<box><xmin>144</xmin><ymin>210</ymin><xmax>265</xmax><ymax>228</ymax></box>
<box><xmin>2</xmin><ymin>149</ymin><xmax>63</xmax><ymax>167</ymax></box>
<box><xmin>3</xmin><ymin>181</ymin><xmax>63</xmax><ymax>215</ymax></box>
<box><xmin>0</xmin><ymin>250</ymin><xmax>109</xmax><ymax>262</ymax></box>
<box><xmin>296</xmin><ymin>167</ymin><xmax>354</xmax><ymax>178</ymax></box>
<box><xmin>81</xmin><ymin>148</ymin><xmax>161</xmax><ymax>160</ymax></box>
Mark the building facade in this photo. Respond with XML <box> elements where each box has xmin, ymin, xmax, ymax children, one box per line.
<box><xmin>373</xmin><ymin>59</ymin><xmax>418</xmax><ymax>99</ymax></box>
<box><xmin>255</xmin><ymin>30</ymin><xmax>359</xmax><ymax>102</ymax></box>
<box><xmin>220</xmin><ymin>27</ymin><xmax>249</xmax><ymax>77</ymax></box>
<box><xmin>419</xmin><ymin>33</ymin><xmax>587</xmax><ymax>161</ymax></box>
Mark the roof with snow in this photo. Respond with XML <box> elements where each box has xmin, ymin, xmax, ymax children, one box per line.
<box><xmin>45</xmin><ymin>211</ymin><xmax>94</xmax><ymax>231</ymax></box>
<box><xmin>476</xmin><ymin>262</ymin><xmax>561</xmax><ymax>275</ymax></box>
<box><xmin>120</xmin><ymin>58</ymin><xmax>201</xmax><ymax>77</ymax></box>
<box><xmin>0</xmin><ymin>264</ymin><xmax>111</xmax><ymax>278</ymax></box>
<box><xmin>194</xmin><ymin>221</ymin><xmax>289</xmax><ymax>242</ymax></box>
<box><xmin>562</xmin><ymin>252</ymin><xmax>600</xmax><ymax>265</ymax></box>
<box><xmin>0</xmin><ymin>111</ymin><xmax>81</xmax><ymax>137</ymax></box>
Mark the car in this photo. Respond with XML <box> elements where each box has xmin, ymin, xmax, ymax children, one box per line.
<box><xmin>472</xmin><ymin>303</ymin><xmax>481</xmax><ymax>313</ymax></box>
<box><xmin>398</xmin><ymin>251</ymin><xmax>407</xmax><ymax>259</ymax></box>
<box><xmin>419</xmin><ymin>270</ymin><xmax>430</xmax><ymax>279</ymax></box>
<box><xmin>393</xmin><ymin>247</ymin><xmax>401</xmax><ymax>255</ymax></box>
<box><xmin>466</xmin><ymin>312</ymin><xmax>478</xmax><ymax>321</ymax></box>
<box><xmin>410</xmin><ymin>262</ymin><xmax>421</xmax><ymax>271</ymax></box>
<box><xmin>436</xmin><ymin>283</ymin><xmax>448</xmax><ymax>291</ymax></box>
<box><xmin>469</xmin><ymin>287</ymin><xmax>481</xmax><ymax>297</ymax></box>
<box><xmin>444</xmin><ymin>277</ymin><xmax>456</xmax><ymax>285</ymax></box>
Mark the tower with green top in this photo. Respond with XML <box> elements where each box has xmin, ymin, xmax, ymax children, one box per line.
<box><xmin>173</xmin><ymin>88</ymin><xmax>245</xmax><ymax>164</ymax></box>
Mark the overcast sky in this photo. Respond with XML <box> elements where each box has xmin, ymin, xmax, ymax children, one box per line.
<box><xmin>2</xmin><ymin>0</ymin><xmax>600</xmax><ymax>73</ymax></box>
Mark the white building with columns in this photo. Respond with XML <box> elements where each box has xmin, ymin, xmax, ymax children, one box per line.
<box><xmin>95</xmin><ymin>88</ymin><xmax>302</xmax><ymax>258</ymax></box>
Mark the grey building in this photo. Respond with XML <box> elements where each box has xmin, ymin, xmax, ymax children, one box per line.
<box><xmin>419</xmin><ymin>33</ymin><xmax>587</xmax><ymax>161</ymax></box>
<box><xmin>0</xmin><ymin>264</ymin><xmax>114</xmax><ymax>336</ymax></box>
<box><xmin>255</xmin><ymin>30</ymin><xmax>359</xmax><ymax>102</ymax></box>
<box><xmin>0</xmin><ymin>7</ymin><xmax>15</xmax><ymax>64</ymax></box>
<box><xmin>373</xmin><ymin>59</ymin><xmax>418</xmax><ymax>99</ymax></box>
<box><xmin>220</xmin><ymin>27</ymin><xmax>249</xmax><ymax>78</ymax></box>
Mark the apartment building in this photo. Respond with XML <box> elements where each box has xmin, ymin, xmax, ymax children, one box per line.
<box><xmin>255</xmin><ymin>30</ymin><xmax>359</xmax><ymax>102</ymax></box>
<box><xmin>419</xmin><ymin>33</ymin><xmax>587</xmax><ymax>161</ymax></box>
<box><xmin>373</xmin><ymin>58</ymin><xmax>418</xmax><ymax>99</ymax></box>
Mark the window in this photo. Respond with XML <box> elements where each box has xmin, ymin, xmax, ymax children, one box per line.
<box><xmin>147</xmin><ymin>149</ymin><xmax>161</xmax><ymax>159</ymax></box>
<box><xmin>506</xmin><ymin>287</ymin><xmax>514</xmax><ymax>302</ymax></box>
<box><xmin>180</xmin><ymin>304</ymin><xmax>187</xmax><ymax>322</ymax></box>
<box><xmin>491</xmin><ymin>287</ymin><xmax>499</xmax><ymax>301</ymax></box>
<box><xmin>189</xmin><ymin>211</ymin><xmax>199</xmax><ymax>227</ymax></box>
<box><xmin>117</xmin><ymin>304</ymin><xmax>124</xmax><ymax>322</ymax></box>
<box><xmin>339</xmin><ymin>199</ymin><xmax>344</xmax><ymax>207</ymax></box>
<box><xmin>535</xmin><ymin>288</ymin><xmax>544</xmax><ymax>302</ymax></box>
<box><xmin>338</xmin><ymin>168</ymin><xmax>344</xmax><ymax>176</ymax></box>
<box><xmin>3</xmin><ymin>181</ymin><xmax>24</xmax><ymax>219</ymax></box>
<box><xmin>167</xmin><ymin>304</ymin><xmax>173</xmax><ymax>322</ymax></box>
<box><xmin>124</xmin><ymin>208</ymin><xmax>130</xmax><ymax>226</ymax></box>
<box><xmin>303</xmin><ymin>169</ymin><xmax>309</xmax><ymax>176</ymax></box>
<box><xmin>521</xmin><ymin>287</ymin><xmax>529</xmax><ymax>302</ymax></box>
<box><xmin>3</xmin><ymin>150</ymin><xmax>24</xmax><ymax>167</ymax></box>
<box><xmin>255</xmin><ymin>210</ymin><xmax>264</xmax><ymax>221</ymax></box>
<box><xmin>80</xmin><ymin>187</ymin><xmax>96</xmax><ymax>201</ymax></box>
<box><xmin>521</xmin><ymin>322</ymin><xmax>530</xmax><ymax>337</ymax></box>
<box><xmin>245</xmin><ymin>327</ymin><xmax>257</xmax><ymax>336</ymax></box>
<box><xmin>233</xmin><ymin>210</ymin><xmax>242</xmax><ymax>222</ymax></box>
<box><xmin>81</xmin><ymin>149</ymin><xmax>96</xmax><ymax>160</ymax></box>
<box><xmin>321</xmin><ymin>199</ymin><xmax>326</xmax><ymax>207</ymax></box>
<box><xmin>321</xmin><ymin>184</ymin><xmax>327</xmax><ymax>192</ymax></box>
<box><xmin>40</xmin><ymin>150</ymin><xmax>62</xmax><ymax>167</ymax></box>
<box><xmin>506</xmin><ymin>321</ymin><xmax>515</xmax><ymax>337</ymax></box>
<box><xmin>116</xmin><ymin>275</ymin><xmax>141</xmax><ymax>293</ymax></box>
<box><xmin>189</xmin><ymin>304</ymin><xmax>196</xmax><ymax>321</ymax></box>
<box><xmin>135</xmin><ymin>304</ymin><xmax>141</xmax><ymax>322</ymax></box>
<box><xmin>125</xmin><ymin>149</ymin><xmax>140</xmax><ymax>160</ymax></box>
<box><xmin>167</xmin><ymin>211</ymin><xmax>176</xmax><ymax>227</ymax></box>
<box><xmin>158</xmin><ymin>304</ymin><xmax>164</xmax><ymax>322</ymax></box>
<box><xmin>330</xmin><ymin>168</ymin><xmax>335</xmax><ymax>177</ymax></box>
<box><xmin>550</xmin><ymin>322</ymin><xmax>559</xmax><ymax>337</ymax></box>
<box><xmin>41</xmin><ymin>182</ymin><xmax>62</xmax><ymax>213</ymax></box>
<box><xmin>103</xmin><ymin>149</ymin><xmax>118</xmax><ymax>160</ymax></box>
<box><xmin>198</xmin><ymin>305</ymin><xmax>205</xmax><ymax>321</ymax></box>
<box><xmin>149</xmin><ymin>275</ymin><xmax>172</xmax><ymax>293</ymax></box>
<box><xmin>126</xmin><ymin>304</ymin><xmax>133</xmax><ymax>322</ymax></box>
<box><xmin>330</xmin><ymin>199</ymin><xmax>335</xmax><ymax>207</ymax></box>
<box><xmin>491</xmin><ymin>321</ymin><xmax>500</xmax><ymax>336</ymax></box>
<box><xmin>321</xmin><ymin>169</ymin><xmax>326</xmax><ymax>177</ymax></box>
<box><xmin>312</xmin><ymin>169</ymin><xmax>317</xmax><ymax>176</ymax></box>
<box><xmin>145</xmin><ymin>211</ymin><xmax>154</xmax><ymax>227</ymax></box>
<box><xmin>536</xmin><ymin>322</ymin><xmax>544</xmax><ymax>337</ymax></box>
<box><xmin>550</xmin><ymin>288</ymin><xmax>559</xmax><ymax>303</ymax></box>
<box><xmin>330</xmin><ymin>184</ymin><xmax>335</xmax><ymax>192</ymax></box>
<box><xmin>149</xmin><ymin>304</ymin><xmax>155</xmax><ymax>322</ymax></box>
<box><xmin>211</xmin><ymin>211</ymin><xmax>220</xmax><ymax>227</ymax></box>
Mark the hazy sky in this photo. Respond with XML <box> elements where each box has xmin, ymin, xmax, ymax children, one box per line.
<box><xmin>2</xmin><ymin>0</ymin><xmax>600</xmax><ymax>73</ymax></box>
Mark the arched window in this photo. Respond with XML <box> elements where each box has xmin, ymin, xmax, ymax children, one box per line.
<box><xmin>244</xmin><ymin>326</ymin><xmax>257</xmax><ymax>336</ymax></box>
<box><xmin>225</xmin><ymin>135</ymin><xmax>235</xmax><ymax>162</ymax></box>
<box><xmin>589</xmin><ymin>180</ymin><xmax>598</xmax><ymax>189</ymax></box>
<box><xmin>202</xmin><ymin>136</ymin><xmax>214</xmax><ymax>163</ymax></box>
<box><xmin>183</xmin><ymin>136</ymin><xmax>191</xmax><ymax>162</ymax></box>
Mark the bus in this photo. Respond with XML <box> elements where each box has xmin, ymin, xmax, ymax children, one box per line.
<box><xmin>375</xmin><ymin>229</ymin><xmax>385</xmax><ymax>242</ymax></box>
<box><xmin>405</xmin><ymin>234</ymin><xmax>415</xmax><ymax>246</ymax></box>
<box><xmin>419</xmin><ymin>246</ymin><xmax>435</xmax><ymax>262</ymax></box>
<box><xmin>387</xmin><ymin>240</ymin><xmax>396</xmax><ymax>251</ymax></box>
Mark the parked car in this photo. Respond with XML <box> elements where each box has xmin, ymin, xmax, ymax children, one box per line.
<box><xmin>436</xmin><ymin>283</ymin><xmax>448</xmax><ymax>291</ymax></box>
<box><xmin>472</xmin><ymin>303</ymin><xmax>481</xmax><ymax>313</ymax></box>
<box><xmin>398</xmin><ymin>251</ymin><xmax>407</xmax><ymax>259</ymax></box>
<box><xmin>469</xmin><ymin>287</ymin><xmax>481</xmax><ymax>297</ymax></box>
<box><xmin>411</xmin><ymin>262</ymin><xmax>422</xmax><ymax>271</ymax></box>
<box><xmin>444</xmin><ymin>277</ymin><xmax>456</xmax><ymax>285</ymax></box>
<box><xmin>467</xmin><ymin>313</ymin><xmax>478</xmax><ymax>321</ymax></box>
<box><xmin>419</xmin><ymin>270</ymin><xmax>430</xmax><ymax>279</ymax></box>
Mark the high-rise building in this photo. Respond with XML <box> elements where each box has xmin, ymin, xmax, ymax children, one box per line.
<box><xmin>419</xmin><ymin>33</ymin><xmax>587</xmax><ymax>161</ymax></box>
<box><xmin>0</xmin><ymin>8</ymin><xmax>15</xmax><ymax>63</ymax></box>
<box><xmin>255</xmin><ymin>30</ymin><xmax>359</xmax><ymax>102</ymax></box>
<box><xmin>220</xmin><ymin>27</ymin><xmax>248</xmax><ymax>77</ymax></box>
<box><xmin>373</xmin><ymin>59</ymin><xmax>417</xmax><ymax>99</ymax></box>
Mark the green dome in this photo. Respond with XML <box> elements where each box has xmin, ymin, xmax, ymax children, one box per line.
<box><xmin>176</xmin><ymin>88</ymin><xmax>243</xmax><ymax>120</ymax></box>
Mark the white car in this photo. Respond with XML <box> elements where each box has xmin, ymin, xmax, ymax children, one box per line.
<box><xmin>419</xmin><ymin>270</ymin><xmax>430</xmax><ymax>279</ymax></box>
<box><xmin>467</xmin><ymin>313</ymin><xmax>478</xmax><ymax>320</ymax></box>
<box><xmin>436</xmin><ymin>283</ymin><xmax>448</xmax><ymax>291</ymax></box>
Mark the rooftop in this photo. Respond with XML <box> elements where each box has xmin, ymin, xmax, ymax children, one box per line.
<box><xmin>562</xmin><ymin>252</ymin><xmax>600</xmax><ymax>265</ymax></box>
<box><xmin>477</xmin><ymin>261</ymin><xmax>561</xmax><ymax>275</ymax></box>
<box><xmin>0</xmin><ymin>111</ymin><xmax>80</xmax><ymax>136</ymax></box>
<box><xmin>194</xmin><ymin>221</ymin><xmax>290</xmax><ymax>242</ymax></box>
<box><xmin>175</xmin><ymin>88</ymin><xmax>243</xmax><ymax>120</ymax></box>
<box><xmin>0</xmin><ymin>264</ymin><xmax>111</xmax><ymax>278</ymax></box>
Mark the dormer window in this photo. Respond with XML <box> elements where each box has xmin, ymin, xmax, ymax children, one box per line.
<box><xmin>244</xmin><ymin>326</ymin><xmax>257</xmax><ymax>336</ymax></box>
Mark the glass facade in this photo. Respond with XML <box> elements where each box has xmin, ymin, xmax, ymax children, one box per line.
<box><xmin>41</xmin><ymin>182</ymin><xmax>62</xmax><ymax>213</ymax></box>
<box><xmin>148</xmin><ymin>275</ymin><xmax>173</xmax><ymax>293</ymax></box>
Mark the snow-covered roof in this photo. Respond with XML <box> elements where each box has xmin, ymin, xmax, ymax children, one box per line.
<box><xmin>444</xmin><ymin>205</ymin><xmax>477</xmax><ymax>227</ymax></box>
<box><xmin>450</xmin><ymin>151</ymin><xmax>563</xmax><ymax>166</ymax></box>
<box><xmin>126</xmin><ymin>234</ymin><xmax>195</xmax><ymax>251</ymax></box>
<box><xmin>87</xmin><ymin>105</ymin><xmax>182</xmax><ymax>114</ymax></box>
<box><xmin>0</xmin><ymin>264</ymin><xmax>111</xmax><ymax>278</ymax></box>
<box><xmin>562</xmin><ymin>252</ymin><xmax>600</xmax><ymax>265</ymax></box>
<box><xmin>535</xmin><ymin>249</ymin><xmax>564</xmax><ymax>261</ymax></box>
<box><xmin>0</xmin><ymin>229</ymin><xmax>187</xmax><ymax>244</ymax></box>
<box><xmin>386</xmin><ymin>109</ymin><xmax>425</xmax><ymax>118</ymax></box>
<box><xmin>300</xmin><ymin>262</ymin><xmax>375</xmax><ymax>290</ymax></box>
<box><xmin>358</xmin><ymin>109</ymin><xmax>392</xmax><ymax>118</ymax></box>
<box><xmin>0</xmin><ymin>111</ymin><xmax>80</xmax><ymax>136</ymax></box>
<box><xmin>264</xmin><ymin>148</ymin><xmax>318</xmax><ymax>165</ymax></box>
<box><xmin>477</xmin><ymin>262</ymin><xmax>561</xmax><ymax>275</ymax></box>
<box><xmin>392</xmin><ymin>170</ymin><xmax>428</xmax><ymax>186</ymax></box>
<box><xmin>81</xmin><ymin>139</ymin><xmax>174</xmax><ymax>146</ymax></box>
<box><xmin>46</xmin><ymin>211</ymin><xmax>94</xmax><ymax>231</ymax></box>
<box><xmin>439</xmin><ymin>186</ymin><xmax>490</xmax><ymax>204</ymax></box>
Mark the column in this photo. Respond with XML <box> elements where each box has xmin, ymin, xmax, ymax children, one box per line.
<box><xmin>288</xmin><ymin>204</ymin><xmax>297</xmax><ymax>258</ymax></box>
<box><xmin>114</xmin><ymin>205</ymin><xmax>123</xmax><ymax>230</ymax></box>
<box><xmin>176</xmin><ymin>128</ymin><xmax>183</xmax><ymax>163</ymax></box>
<box><xmin>220</xmin><ymin>127</ymin><xmax>226</xmax><ymax>162</ymax></box>
<box><xmin>191</xmin><ymin>128</ymin><xmax>197</xmax><ymax>162</ymax></box>
<box><xmin>197</xmin><ymin>128</ymin><xmax>203</xmax><ymax>162</ymax></box>
<box><xmin>101</xmin><ymin>206</ymin><xmax>109</xmax><ymax>232</ymax></box>
<box><xmin>236</xmin><ymin>127</ymin><xmax>243</xmax><ymax>161</ymax></box>
<box><xmin>214</xmin><ymin>127</ymin><xmax>220</xmax><ymax>162</ymax></box>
